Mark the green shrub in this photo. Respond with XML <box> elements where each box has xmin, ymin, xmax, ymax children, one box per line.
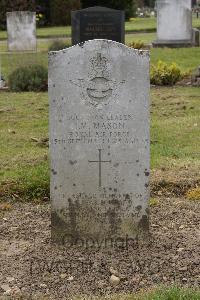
<box><xmin>150</xmin><ymin>60</ymin><xmax>182</xmax><ymax>86</ymax></box>
<box><xmin>0</xmin><ymin>0</ymin><xmax>35</xmax><ymax>29</ymax></box>
<box><xmin>50</xmin><ymin>0</ymin><xmax>81</xmax><ymax>25</ymax></box>
<box><xmin>129</xmin><ymin>40</ymin><xmax>145</xmax><ymax>49</ymax></box>
<box><xmin>8</xmin><ymin>65</ymin><xmax>48</xmax><ymax>92</ymax></box>
<box><xmin>82</xmin><ymin>0</ymin><xmax>137</xmax><ymax>19</ymax></box>
<box><xmin>48</xmin><ymin>40</ymin><xmax>71</xmax><ymax>51</ymax></box>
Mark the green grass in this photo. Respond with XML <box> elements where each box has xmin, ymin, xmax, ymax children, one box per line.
<box><xmin>0</xmin><ymin>33</ymin><xmax>153</xmax><ymax>53</ymax></box>
<box><xmin>35</xmin><ymin>25</ymin><xmax>71</xmax><ymax>37</ymax></box>
<box><xmin>0</xmin><ymin>26</ymin><xmax>71</xmax><ymax>40</ymax></box>
<box><xmin>0</xmin><ymin>86</ymin><xmax>199</xmax><ymax>201</ymax></box>
<box><xmin>126</xmin><ymin>32</ymin><xmax>156</xmax><ymax>44</ymax></box>
<box><xmin>134</xmin><ymin>286</ymin><xmax>200</xmax><ymax>300</ymax></box>
<box><xmin>1</xmin><ymin>41</ymin><xmax>200</xmax><ymax>83</ymax></box>
<box><xmin>126</xmin><ymin>17</ymin><xmax>156</xmax><ymax>32</ymax></box>
<box><xmin>0</xmin><ymin>52</ymin><xmax>48</xmax><ymax>79</ymax></box>
<box><xmin>151</xmin><ymin>87</ymin><xmax>200</xmax><ymax>169</ymax></box>
<box><xmin>0</xmin><ymin>38</ymin><xmax>71</xmax><ymax>53</ymax></box>
<box><xmin>127</xmin><ymin>15</ymin><xmax>200</xmax><ymax>33</ymax></box>
<box><xmin>74</xmin><ymin>287</ymin><xmax>200</xmax><ymax>300</ymax></box>
<box><xmin>0</xmin><ymin>32</ymin><xmax>155</xmax><ymax>53</ymax></box>
<box><xmin>0</xmin><ymin>16</ymin><xmax>199</xmax><ymax>39</ymax></box>
<box><xmin>150</xmin><ymin>47</ymin><xmax>200</xmax><ymax>72</ymax></box>
<box><xmin>0</xmin><ymin>92</ymin><xmax>49</xmax><ymax>201</ymax></box>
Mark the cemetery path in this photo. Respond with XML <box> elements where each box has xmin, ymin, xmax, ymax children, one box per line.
<box><xmin>0</xmin><ymin>197</ymin><xmax>199</xmax><ymax>298</ymax></box>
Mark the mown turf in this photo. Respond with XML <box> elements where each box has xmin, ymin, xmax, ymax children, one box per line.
<box><xmin>0</xmin><ymin>31</ymin><xmax>199</xmax><ymax>53</ymax></box>
<box><xmin>151</xmin><ymin>87</ymin><xmax>200</xmax><ymax>169</ymax></box>
<box><xmin>150</xmin><ymin>48</ymin><xmax>200</xmax><ymax>72</ymax></box>
<box><xmin>0</xmin><ymin>86</ymin><xmax>199</xmax><ymax>201</ymax></box>
<box><xmin>0</xmin><ymin>38</ymin><xmax>71</xmax><ymax>53</ymax></box>
<box><xmin>0</xmin><ymin>16</ymin><xmax>199</xmax><ymax>39</ymax></box>
<box><xmin>1</xmin><ymin>43</ymin><xmax>200</xmax><ymax>82</ymax></box>
<box><xmin>127</xmin><ymin>15</ymin><xmax>200</xmax><ymax>33</ymax></box>
<box><xmin>125</xmin><ymin>32</ymin><xmax>156</xmax><ymax>44</ymax></box>
<box><xmin>74</xmin><ymin>286</ymin><xmax>200</xmax><ymax>300</ymax></box>
<box><xmin>0</xmin><ymin>92</ymin><xmax>49</xmax><ymax>201</ymax></box>
<box><xmin>0</xmin><ymin>52</ymin><xmax>48</xmax><ymax>79</ymax></box>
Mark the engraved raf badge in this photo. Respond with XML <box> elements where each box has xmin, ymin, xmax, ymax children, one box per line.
<box><xmin>70</xmin><ymin>53</ymin><xmax>125</xmax><ymax>107</ymax></box>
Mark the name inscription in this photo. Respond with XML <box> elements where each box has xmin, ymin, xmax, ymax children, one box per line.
<box><xmin>52</xmin><ymin>113</ymin><xmax>139</xmax><ymax>145</ymax></box>
<box><xmin>81</xmin><ymin>12</ymin><xmax>119</xmax><ymax>39</ymax></box>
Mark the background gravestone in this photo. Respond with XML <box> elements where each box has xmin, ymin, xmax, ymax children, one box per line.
<box><xmin>71</xmin><ymin>6</ymin><xmax>125</xmax><ymax>45</ymax></box>
<box><xmin>7</xmin><ymin>11</ymin><xmax>36</xmax><ymax>51</ymax></box>
<box><xmin>153</xmin><ymin>0</ymin><xmax>192</xmax><ymax>47</ymax></box>
<box><xmin>49</xmin><ymin>40</ymin><xmax>150</xmax><ymax>244</ymax></box>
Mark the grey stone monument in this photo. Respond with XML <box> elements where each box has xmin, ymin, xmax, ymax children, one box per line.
<box><xmin>71</xmin><ymin>6</ymin><xmax>125</xmax><ymax>45</ymax></box>
<box><xmin>192</xmin><ymin>28</ymin><xmax>200</xmax><ymax>47</ymax></box>
<box><xmin>153</xmin><ymin>0</ymin><xmax>193</xmax><ymax>47</ymax></box>
<box><xmin>7</xmin><ymin>11</ymin><xmax>36</xmax><ymax>51</ymax></box>
<box><xmin>49</xmin><ymin>40</ymin><xmax>150</xmax><ymax>245</ymax></box>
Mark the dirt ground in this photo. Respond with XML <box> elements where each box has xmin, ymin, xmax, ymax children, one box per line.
<box><xmin>0</xmin><ymin>194</ymin><xmax>199</xmax><ymax>299</ymax></box>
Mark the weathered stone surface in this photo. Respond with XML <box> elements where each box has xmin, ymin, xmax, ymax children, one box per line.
<box><xmin>153</xmin><ymin>0</ymin><xmax>192</xmax><ymax>47</ymax></box>
<box><xmin>7</xmin><ymin>11</ymin><xmax>36</xmax><ymax>52</ymax></box>
<box><xmin>49</xmin><ymin>40</ymin><xmax>150</xmax><ymax>245</ymax></box>
<box><xmin>71</xmin><ymin>6</ymin><xmax>125</xmax><ymax>45</ymax></box>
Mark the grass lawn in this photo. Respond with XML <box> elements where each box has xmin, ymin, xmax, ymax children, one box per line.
<box><xmin>0</xmin><ymin>16</ymin><xmax>199</xmax><ymax>39</ymax></box>
<box><xmin>126</xmin><ymin>17</ymin><xmax>156</xmax><ymax>32</ymax></box>
<box><xmin>0</xmin><ymin>51</ymin><xmax>48</xmax><ymax>79</ymax></box>
<box><xmin>126</xmin><ymin>32</ymin><xmax>156</xmax><ymax>44</ymax></box>
<box><xmin>1</xmin><ymin>33</ymin><xmax>199</xmax><ymax>55</ymax></box>
<box><xmin>151</xmin><ymin>86</ymin><xmax>200</xmax><ymax>169</ymax></box>
<box><xmin>74</xmin><ymin>286</ymin><xmax>200</xmax><ymax>300</ymax></box>
<box><xmin>0</xmin><ymin>86</ymin><xmax>199</xmax><ymax>201</ymax></box>
<box><xmin>127</xmin><ymin>15</ymin><xmax>200</xmax><ymax>32</ymax></box>
<box><xmin>0</xmin><ymin>25</ymin><xmax>72</xmax><ymax>40</ymax></box>
<box><xmin>150</xmin><ymin>47</ymin><xmax>200</xmax><ymax>72</ymax></box>
<box><xmin>1</xmin><ymin>44</ymin><xmax>200</xmax><ymax>80</ymax></box>
<box><xmin>0</xmin><ymin>91</ymin><xmax>49</xmax><ymax>200</ymax></box>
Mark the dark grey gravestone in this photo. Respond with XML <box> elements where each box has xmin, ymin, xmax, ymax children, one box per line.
<box><xmin>71</xmin><ymin>6</ymin><xmax>125</xmax><ymax>45</ymax></box>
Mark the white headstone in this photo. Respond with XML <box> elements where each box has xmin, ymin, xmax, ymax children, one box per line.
<box><xmin>154</xmin><ymin>0</ymin><xmax>192</xmax><ymax>47</ymax></box>
<box><xmin>49</xmin><ymin>40</ymin><xmax>150</xmax><ymax>245</ymax></box>
<box><xmin>7</xmin><ymin>11</ymin><xmax>36</xmax><ymax>52</ymax></box>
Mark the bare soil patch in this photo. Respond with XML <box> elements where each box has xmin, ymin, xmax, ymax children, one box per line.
<box><xmin>0</xmin><ymin>196</ymin><xmax>199</xmax><ymax>299</ymax></box>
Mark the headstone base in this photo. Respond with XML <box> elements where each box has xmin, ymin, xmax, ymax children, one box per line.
<box><xmin>153</xmin><ymin>27</ymin><xmax>200</xmax><ymax>48</ymax></box>
<box><xmin>0</xmin><ymin>87</ymin><xmax>8</xmax><ymax>91</ymax></box>
<box><xmin>152</xmin><ymin>39</ymin><xmax>193</xmax><ymax>48</ymax></box>
<box><xmin>51</xmin><ymin>209</ymin><xmax>149</xmax><ymax>245</ymax></box>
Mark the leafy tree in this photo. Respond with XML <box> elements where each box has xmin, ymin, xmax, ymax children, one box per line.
<box><xmin>0</xmin><ymin>0</ymin><xmax>35</xmax><ymax>29</ymax></box>
<box><xmin>50</xmin><ymin>0</ymin><xmax>81</xmax><ymax>25</ymax></box>
<box><xmin>36</xmin><ymin>0</ymin><xmax>50</xmax><ymax>25</ymax></box>
<box><xmin>81</xmin><ymin>0</ymin><xmax>137</xmax><ymax>18</ymax></box>
<box><xmin>144</xmin><ymin>0</ymin><xmax>156</xmax><ymax>7</ymax></box>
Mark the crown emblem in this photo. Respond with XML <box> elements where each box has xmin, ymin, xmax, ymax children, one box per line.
<box><xmin>90</xmin><ymin>53</ymin><xmax>109</xmax><ymax>78</ymax></box>
<box><xmin>70</xmin><ymin>53</ymin><xmax>125</xmax><ymax>107</ymax></box>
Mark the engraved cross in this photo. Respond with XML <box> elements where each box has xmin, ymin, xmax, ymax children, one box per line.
<box><xmin>88</xmin><ymin>149</ymin><xmax>111</xmax><ymax>187</ymax></box>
